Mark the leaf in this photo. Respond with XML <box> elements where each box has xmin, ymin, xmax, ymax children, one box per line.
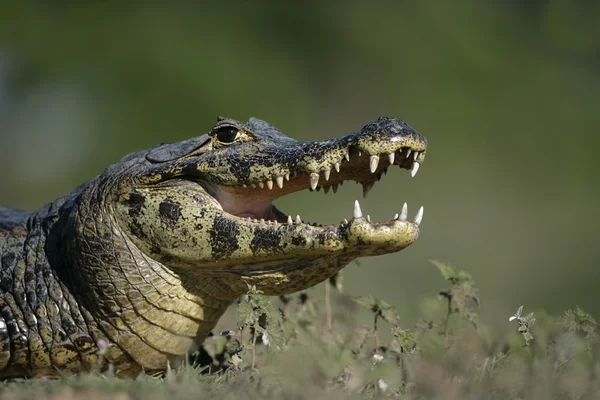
<box><xmin>354</xmin><ymin>295</ymin><xmax>379</xmax><ymax>312</ymax></box>
<box><xmin>392</xmin><ymin>327</ymin><xmax>417</xmax><ymax>350</ymax></box>
<box><xmin>431</xmin><ymin>260</ymin><xmax>458</xmax><ymax>282</ymax></box>
<box><xmin>380</xmin><ymin>307</ymin><xmax>401</xmax><ymax>326</ymax></box>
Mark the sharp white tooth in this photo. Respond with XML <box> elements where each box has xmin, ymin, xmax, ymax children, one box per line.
<box><xmin>410</xmin><ymin>162</ymin><xmax>420</xmax><ymax>177</ymax></box>
<box><xmin>260</xmin><ymin>218</ymin><xmax>265</xmax><ymax>224</ymax></box>
<box><xmin>400</xmin><ymin>203</ymin><xmax>408</xmax><ymax>221</ymax></box>
<box><xmin>362</xmin><ymin>182</ymin><xmax>374</xmax><ymax>198</ymax></box>
<box><xmin>274</xmin><ymin>221</ymin><xmax>278</xmax><ymax>226</ymax></box>
<box><xmin>258</xmin><ymin>181</ymin><xmax>265</xmax><ymax>189</ymax></box>
<box><xmin>323</xmin><ymin>186</ymin><xmax>330</xmax><ymax>194</ymax></box>
<box><xmin>394</xmin><ymin>213</ymin><xmax>399</xmax><ymax>220</ymax></box>
<box><xmin>324</xmin><ymin>168</ymin><xmax>331</xmax><ymax>181</ymax></box>
<box><xmin>332</xmin><ymin>183</ymin><xmax>339</xmax><ymax>193</ymax></box>
<box><xmin>343</xmin><ymin>218</ymin><xmax>348</xmax><ymax>224</ymax></box>
<box><xmin>413</xmin><ymin>206</ymin><xmax>424</xmax><ymax>226</ymax></box>
<box><xmin>296</xmin><ymin>215</ymin><xmax>302</xmax><ymax>224</ymax></box>
<box><xmin>367</xmin><ymin>215</ymin><xmax>371</xmax><ymax>223</ymax></box>
<box><xmin>406</xmin><ymin>149</ymin><xmax>412</xmax><ymax>158</ymax></box>
<box><xmin>353</xmin><ymin>200</ymin><xmax>363</xmax><ymax>219</ymax></box>
<box><xmin>250</xmin><ymin>183</ymin><xmax>257</xmax><ymax>188</ymax></box>
<box><xmin>285</xmin><ymin>173</ymin><xmax>290</xmax><ymax>181</ymax></box>
<box><xmin>242</xmin><ymin>184</ymin><xmax>247</xmax><ymax>188</ymax></box>
<box><xmin>345</xmin><ymin>151</ymin><xmax>350</xmax><ymax>162</ymax></box>
<box><xmin>388</xmin><ymin>152</ymin><xmax>395</xmax><ymax>165</ymax></box>
<box><xmin>334</xmin><ymin>162</ymin><xmax>340</xmax><ymax>172</ymax></box>
<box><xmin>276</xmin><ymin>176</ymin><xmax>284</xmax><ymax>189</ymax></box>
<box><xmin>310</xmin><ymin>173</ymin><xmax>320</xmax><ymax>190</ymax></box>
<box><xmin>413</xmin><ymin>151</ymin><xmax>419</xmax><ymax>160</ymax></box>
<box><xmin>287</xmin><ymin>215</ymin><xmax>293</xmax><ymax>224</ymax></box>
<box><xmin>266</xmin><ymin>180</ymin><xmax>273</xmax><ymax>190</ymax></box>
<box><xmin>369</xmin><ymin>155</ymin><xmax>379</xmax><ymax>173</ymax></box>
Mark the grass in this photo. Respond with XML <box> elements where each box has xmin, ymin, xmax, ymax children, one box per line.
<box><xmin>1</xmin><ymin>261</ymin><xmax>599</xmax><ymax>399</ymax></box>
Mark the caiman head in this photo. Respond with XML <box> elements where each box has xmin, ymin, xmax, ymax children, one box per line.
<box><xmin>63</xmin><ymin>116</ymin><xmax>426</xmax><ymax>372</ymax></box>
<box><xmin>104</xmin><ymin>116</ymin><xmax>427</xmax><ymax>296</ymax></box>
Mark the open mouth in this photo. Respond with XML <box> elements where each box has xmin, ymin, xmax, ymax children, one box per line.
<box><xmin>207</xmin><ymin>143</ymin><xmax>425</xmax><ymax>230</ymax></box>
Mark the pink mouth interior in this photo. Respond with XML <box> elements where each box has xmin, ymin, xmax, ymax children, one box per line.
<box><xmin>211</xmin><ymin>149</ymin><xmax>400</xmax><ymax>223</ymax></box>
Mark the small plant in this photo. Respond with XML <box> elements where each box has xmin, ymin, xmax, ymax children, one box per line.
<box><xmin>1</xmin><ymin>264</ymin><xmax>600</xmax><ymax>399</ymax></box>
<box><xmin>509</xmin><ymin>305</ymin><xmax>536</xmax><ymax>345</ymax></box>
<box><xmin>237</xmin><ymin>285</ymin><xmax>285</xmax><ymax>369</ymax></box>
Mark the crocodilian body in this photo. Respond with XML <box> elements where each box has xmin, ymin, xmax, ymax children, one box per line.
<box><xmin>0</xmin><ymin>116</ymin><xmax>427</xmax><ymax>378</ymax></box>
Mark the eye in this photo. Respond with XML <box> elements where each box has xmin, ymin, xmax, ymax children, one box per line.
<box><xmin>214</xmin><ymin>126</ymin><xmax>240</xmax><ymax>143</ymax></box>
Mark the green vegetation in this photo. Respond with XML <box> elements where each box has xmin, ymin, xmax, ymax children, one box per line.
<box><xmin>2</xmin><ymin>262</ymin><xmax>598</xmax><ymax>399</ymax></box>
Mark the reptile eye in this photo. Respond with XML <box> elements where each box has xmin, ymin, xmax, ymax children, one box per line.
<box><xmin>214</xmin><ymin>127</ymin><xmax>240</xmax><ymax>143</ymax></box>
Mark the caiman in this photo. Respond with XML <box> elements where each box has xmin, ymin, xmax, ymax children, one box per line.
<box><xmin>0</xmin><ymin>116</ymin><xmax>427</xmax><ymax>378</ymax></box>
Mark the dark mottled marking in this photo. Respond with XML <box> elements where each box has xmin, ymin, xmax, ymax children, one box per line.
<box><xmin>209</xmin><ymin>216</ymin><xmax>240</xmax><ymax>259</ymax></box>
<box><xmin>0</xmin><ymin>277</ymin><xmax>12</xmax><ymax>293</ymax></box>
<box><xmin>126</xmin><ymin>192</ymin><xmax>146</xmax><ymax>218</ymax></box>
<box><xmin>158</xmin><ymin>201</ymin><xmax>182</xmax><ymax>227</ymax></box>
<box><xmin>291</xmin><ymin>234</ymin><xmax>307</xmax><ymax>247</ymax></box>
<box><xmin>250</xmin><ymin>228</ymin><xmax>282</xmax><ymax>254</ymax></box>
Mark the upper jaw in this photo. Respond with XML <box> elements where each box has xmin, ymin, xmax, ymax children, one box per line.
<box><xmin>197</xmin><ymin>116</ymin><xmax>425</xmax><ymax>189</ymax></box>
<box><xmin>196</xmin><ymin>116</ymin><xmax>427</xmax><ymax>229</ymax></box>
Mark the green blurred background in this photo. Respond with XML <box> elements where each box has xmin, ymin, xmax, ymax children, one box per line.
<box><xmin>0</xmin><ymin>1</ymin><xmax>599</xmax><ymax>328</ymax></box>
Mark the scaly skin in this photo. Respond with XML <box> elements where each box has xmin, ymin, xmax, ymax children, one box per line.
<box><xmin>0</xmin><ymin>116</ymin><xmax>427</xmax><ymax>378</ymax></box>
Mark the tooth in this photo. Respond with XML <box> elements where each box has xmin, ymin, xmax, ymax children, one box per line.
<box><xmin>250</xmin><ymin>183</ymin><xmax>257</xmax><ymax>188</ymax></box>
<box><xmin>324</xmin><ymin>168</ymin><xmax>331</xmax><ymax>181</ymax></box>
<box><xmin>258</xmin><ymin>181</ymin><xmax>265</xmax><ymax>189</ymax></box>
<box><xmin>367</xmin><ymin>215</ymin><xmax>371</xmax><ymax>222</ymax></box>
<box><xmin>310</xmin><ymin>173</ymin><xmax>320</xmax><ymax>190</ymax></box>
<box><xmin>358</xmin><ymin>151</ymin><xmax>362</xmax><ymax>157</ymax></box>
<box><xmin>285</xmin><ymin>173</ymin><xmax>290</xmax><ymax>181</ymax></box>
<box><xmin>393</xmin><ymin>213</ymin><xmax>399</xmax><ymax>220</ymax></box>
<box><xmin>343</xmin><ymin>218</ymin><xmax>348</xmax><ymax>224</ymax></box>
<box><xmin>400</xmin><ymin>203</ymin><xmax>408</xmax><ymax>221</ymax></box>
<box><xmin>323</xmin><ymin>186</ymin><xmax>330</xmax><ymax>194</ymax></box>
<box><xmin>332</xmin><ymin>183</ymin><xmax>339</xmax><ymax>193</ymax></box>
<box><xmin>276</xmin><ymin>176</ymin><xmax>284</xmax><ymax>189</ymax></box>
<box><xmin>362</xmin><ymin>182</ymin><xmax>374</xmax><ymax>198</ymax></box>
<box><xmin>242</xmin><ymin>184</ymin><xmax>247</xmax><ymax>188</ymax></box>
<box><xmin>266</xmin><ymin>180</ymin><xmax>273</xmax><ymax>190</ymax></box>
<box><xmin>369</xmin><ymin>155</ymin><xmax>379</xmax><ymax>173</ymax></box>
<box><xmin>274</xmin><ymin>221</ymin><xmax>278</xmax><ymax>226</ymax></box>
<box><xmin>260</xmin><ymin>218</ymin><xmax>265</xmax><ymax>224</ymax></box>
<box><xmin>410</xmin><ymin>162</ymin><xmax>420</xmax><ymax>177</ymax></box>
<box><xmin>413</xmin><ymin>206</ymin><xmax>424</xmax><ymax>225</ymax></box>
<box><xmin>296</xmin><ymin>215</ymin><xmax>302</xmax><ymax>224</ymax></box>
<box><xmin>334</xmin><ymin>162</ymin><xmax>340</xmax><ymax>172</ymax></box>
<box><xmin>388</xmin><ymin>152</ymin><xmax>395</xmax><ymax>165</ymax></box>
<box><xmin>353</xmin><ymin>200</ymin><xmax>363</xmax><ymax>219</ymax></box>
<box><xmin>413</xmin><ymin>151</ymin><xmax>419</xmax><ymax>160</ymax></box>
<box><xmin>406</xmin><ymin>149</ymin><xmax>412</xmax><ymax>158</ymax></box>
<box><xmin>345</xmin><ymin>151</ymin><xmax>350</xmax><ymax>162</ymax></box>
<box><xmin>287</xmin><ymin>215</ymin><xmax>293</xmax><ymax>224</ymax></box>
